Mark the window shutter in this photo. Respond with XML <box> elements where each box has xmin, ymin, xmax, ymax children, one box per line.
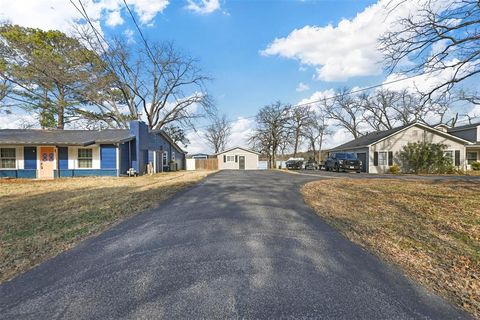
<box><xmin>223</xmin><ymin>155</ymin><xmax>226</xmax><ymax>163</ymax></box>
<box><xmin>235</xmin><ymin>155</ymin><xmax>238</xmax><ymax>163</ymax></box>
<box><xmin>388</xmin><ymin>151</ymin><xmax>393</xmax><ymax>166</ymax></box>
<box><xmin>373</xmin><ymin>152</ymin><xmax>378</xmax><ymax>166</ymax></box>
<box><xmin>454</xmin><ymin>150</ymin><xmax>460</xmax><ymax>166</ymax></box>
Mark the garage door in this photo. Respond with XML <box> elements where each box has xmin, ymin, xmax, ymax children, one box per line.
<box><xmin>356</xmin><ymin>153</ymin><xmax>367</xmax><ymax>172</ymax></box>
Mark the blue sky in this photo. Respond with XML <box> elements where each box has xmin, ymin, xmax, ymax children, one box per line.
<box><xmin>135</xmin><ymin>0</ymin><xmax>378</xmax><ymax>119</ymax></box>
<box><xmin>0</xmin><ymin>0</ymin><xmax>478</xmax><ymax>153</ymax></box>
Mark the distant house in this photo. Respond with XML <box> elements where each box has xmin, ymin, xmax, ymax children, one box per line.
<box><xmin>330</xmin><ymin>122</ymin><xmax>475</xmax><ymax>173</ymax></box>
<box><xmin>190</xmin><ymin>153</ymin><xmax>209</xmax><ymax>160</ymax></box>
<box><xmin>215</xmin><ymin>147</ymin><xmax>260</xmax><ymax>170</ymax></box>
<box><xmin>0</xmin><ymin>120</ymin><xmax>186</xmax><ymax>179</ymax></box>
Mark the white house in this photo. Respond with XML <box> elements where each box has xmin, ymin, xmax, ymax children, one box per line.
<box><xmin>215</xmin><ymin>147</ymin><xmax>260</xmax><ymax>170</ymax></box>
<box><xmin>329</xmin><ymin>122</ymin><xmax>475</xmax><ymax>173</ymax></box>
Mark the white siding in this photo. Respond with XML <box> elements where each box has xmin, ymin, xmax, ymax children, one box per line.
<box><xmin>217</xmin><ymin>148</ymin><xmax>259</xmax><ymax>170</ymax></box>
<box><xmin>0</xmin><ymin>145</ymin><xmax>24</xmax><ymax>170</ymax></box>
<box><xmin>68</xmin><ymin>146</ymin><xmax>101</xmax><ymax>169</ymax></box>
<box><xmin>369</xmin><ymin>125</ymin><xmax>467</xmax><ymax>173</ymax></box>
<box><xmin>186</xmin><ymin>158</ymin><xmax>196</xmax><ymax>171</ymax></box>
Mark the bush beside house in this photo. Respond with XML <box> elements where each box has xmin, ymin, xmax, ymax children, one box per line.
<box><xmin>397</xmin><ymin>142</ymin><xmax>454</xmax><ymax>174</ymax></box>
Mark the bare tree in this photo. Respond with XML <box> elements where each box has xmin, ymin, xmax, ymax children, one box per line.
<box><xmin>379</xmin><ymin>0</ymin><xmax>480</xmax><ymax>103</ymax></box>
<box><xmin>322</xmin><ymin>89</ymin><xmax>365</xmax><ymax>138</ymax></box>
<box><xmin>360</xmin><ymin>89</ymin><xmax>449</xmax><ymax>129</ymax></box>
<box><xmin>204</xmin><ymin>113</ymin><xmax>231</xmax><ymax>153</ymax></box>
<box><xmin>70</xmin><ymin>1</ymin><xmax>213</xmax><ymax>131</ymax></box>
<box><xmin>303</xmin><ymin>112</ymin><xmax>329</xmax><ymax>162</ymax></box>
<box><xmin>250</xmin><ymin>102</ymin><xmax>291</xmax><ymax>168</ymax></box>
<box><xmin>289</xmin><ymin>105</ymin><xmax>314</xmax><ymax>157</ymax></box>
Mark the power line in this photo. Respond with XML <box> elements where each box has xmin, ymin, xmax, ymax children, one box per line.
<box><xmin>182</xmin><ymin>70</ymin><xmax>449</xmax><ymax>133</ymax></box>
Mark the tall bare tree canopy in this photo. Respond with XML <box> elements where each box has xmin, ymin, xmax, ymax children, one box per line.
<box><xmin>303</xmin><ymin>113</ymin><xmax>329</xmax><ymax>162</ymax></box>
<box><xmin>380</xmin><ymin>0</ymin><xmax>480</xmax><ymax>102</ymax></box>
<box><xmin>250</xmin><ymin>102</ymin><xmax>291</xmax><ymax>168</ymax></box>
<box><xmin>204</xmin><ymin>113</ymin><xmax>231</xmax><ymax>153</ymax></box>
<box><xmin>321</xmin><ymin>89</ymin><xmax>365</xmax><ymax>138</ymax></box>
<box><xmin>75</xmin><ymin>11</ymin><xmax>213</xmax><ymax>131</ymax></box>
<box><xmin>289</xmin><ymin>105</ymin><xmax>314</xmax><ymax>157</ymax></box>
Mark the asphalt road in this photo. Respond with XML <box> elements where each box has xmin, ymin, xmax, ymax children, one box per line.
<box><xmin>0</xmin><ymin>171</ymin><xmax>471</xmax><ymax>319</ymax></box>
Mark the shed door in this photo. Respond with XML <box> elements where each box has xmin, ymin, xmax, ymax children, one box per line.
<box><xmin>239</xmin><ymin>156</ymin><xmax>245</xmax><ymax>170</ymax></box>
<box><xmin>356</xmin><ymin>152</ymin><xmax>367</xmax><ymax>172</ymax></box>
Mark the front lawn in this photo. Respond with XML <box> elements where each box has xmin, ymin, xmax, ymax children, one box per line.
<box><xmin>0</xmin><ymin>171</ymin><xmax>213</xmax><ymax>283</ymax></box>
<box><xmin>302</xmin><ymin>179</ymin><xmax>479</xmax><ymax>318</ymax></box>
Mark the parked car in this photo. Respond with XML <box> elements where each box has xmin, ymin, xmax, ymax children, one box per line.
<box><xmin>286</xmin><ymin>159</ymin><xmax>304</xmax><ymax>170</ymax></box>
<box><xmin>325</xmin><ymin>152</ymin><xmax>362</xmax><ymax>173</ymax></box>
<box><xmin>304</xmin><ymin>160</ymin><xmax>319</xmax><ymax>170</ymax></box>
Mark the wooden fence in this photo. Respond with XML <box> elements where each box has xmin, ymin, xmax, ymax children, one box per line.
<box><xmin>195</xmin><ymin>159</ymin><xmax>218</xmax><ymax>170</ymax></box>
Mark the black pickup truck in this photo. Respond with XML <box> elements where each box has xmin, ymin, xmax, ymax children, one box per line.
<box><xmin>324</xmin><ymin>152</ymin><xmax>362</xmax><ymax>173</ymax></box>
<box><xmin>285</xmin><ymin>159</ymin><xmax>304</xmax><ymax>170</ymax></box>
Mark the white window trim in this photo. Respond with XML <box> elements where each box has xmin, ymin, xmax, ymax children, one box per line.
<box><xmin>0</xmin><ymin>146</ymin><xmax>18</xmax><ymax>170</ymax></box>
<box><xmin>466</xmin><ymin>151</ymin><xmax>478</xmax><ymax>164</ymax></box>
<box><xmin>225</xmin><ymin>155</ymin><xmax>236</xmax><ymax>162</ymax></box>
<box><xmin>70</xmin><ymin>146</ymin><xmax>100</xmax><ymax>170</ymax></box>
<box><xmin>163</xmin><ymin>150</ymin><xmax>168</xmax><ymax>165</ymax></box>
<box><xmin>377</xmin><ymin>150</ymin><xmax>388</xmax><ymax>166</ymax></box>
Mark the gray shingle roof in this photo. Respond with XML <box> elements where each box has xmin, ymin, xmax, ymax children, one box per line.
<box><xmin>330</xmin><ymin>124</ymin><xmax>411</xmax><ymax>151</ymax></box>
<box><xmin>0</xmin><ymin>129</ymin><xmax>133</xmax><ymax>146</ymax></box>
<box><xmin>447</xmin><ymin>122</ymin><xmax>480</xmax><ymax>132</ymax></box>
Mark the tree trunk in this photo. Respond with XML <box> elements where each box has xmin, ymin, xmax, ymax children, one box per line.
<box><xmin>57</xmin><ymin>86</ymin><xmax>65</xmax><ymax>130</ymax></box>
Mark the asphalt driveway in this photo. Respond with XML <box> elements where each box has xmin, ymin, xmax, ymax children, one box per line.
<box><xmin>0</xmin><ymin>171</ymin><xmax>470</xmax><ymax>319</ymax></box>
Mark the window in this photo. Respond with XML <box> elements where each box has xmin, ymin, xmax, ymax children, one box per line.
<box><xmin>0</xmin><ymin>148</ymin><xmax>16</xmax><ymax>169</ymax></box>
<box><xmin>226</xmin><ymin>155</ymin><xmax>235</xmax><ymax>162</ymax></box>
<box><xmin>163</xmin><ymin>151</ymin><xmax>168</xmax><ymax>164</ymax></box>
<box><xmin>378</xmin><ymin>151</ymin><xmax>388</xmax><ymax>166</ymax></box>
<box><xmin>77</xmin><ymin>149</ymin><xmax>93</xmax><ymax>168</ymax></box>
<box><xmin>444</xmin><ymin>151</ymin><xmax>454</xmax><ymax>164</ymax></box>
<box><xmin>467</xmin><ymin>151</ymin><xmax>478</xmax><ymax>164</ymax></box>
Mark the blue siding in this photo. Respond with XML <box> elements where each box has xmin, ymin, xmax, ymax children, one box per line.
<box><xmin>100</xmin><ymin>144</ymin><xmax>117</xmax><ymax>169</ymax></box>
<box><xmin>0</xmin><ymin>170</ymin><xmax>18</xmax><ymax>178</ymax></box>
<box><xmin>119</xmin><ymin>142</ymin><xmax>130</xmax><ymax>174</ymax></box>
<box><xmin>128</xmin><ymin>121</ymin><xmax>187</xmax><ymax>174</ymax></box>
<box><xmin>24</xmin><ymin>147</ymin><xmax>37</xmax><ymax>170</ymax></box>
<box><xmin>0</xmin><ymin>170</ymin><xmax>36</xmax><ymax>178</ymax></box>
<box><xmin>58</xmin><ymin>169</ymin><xmax>117</xmax><ymax>177</ymax></box>
<box><xmin>58</xmin><ymin>147</ymin><xmax>68</xmax><ymax>170</ymax></box>
<box><xmin>18</xmin><ymin>170</ymin><xmax>37</xmax><ymax>178</ymax></box>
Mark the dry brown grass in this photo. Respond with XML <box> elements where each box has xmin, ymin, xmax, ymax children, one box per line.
<box><xmin>302</xmin><ymin>179</ymin><xmax>480</xmax><ymax>318</ymax></box>
<box><xmin>0</xmin><ymin>171</ymin><xmax>213</xmax><ymax>283</ymax></box>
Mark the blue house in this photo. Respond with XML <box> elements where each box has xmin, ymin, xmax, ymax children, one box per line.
<box><xmin>0</xmin><ymin>121</ymin><xmax>186</xmax><ymax>179</ymax></box>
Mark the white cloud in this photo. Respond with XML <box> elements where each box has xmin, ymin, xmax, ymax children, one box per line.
<box><xmin>185</xmin><ymin>116</ymin><xmax>255</xmax><ymax>154</ymax></box>
<box><xmin>0</xmin><ymin>112</ymin><xmax>37</xmax><ymax>129</ymax></box>
<box><xmin>106</xmin><ymin>10</ymin><xmax>124</xmax><ymax>27</ymax></box>
<box><xmin>382</xmin><ymin>59</ymin><xmax>476</xmax><ymax>96</ymax></box>
<box><xmin>295</xmin><ymin>82</ymin><xmax>310</xmax><ymax>92</ymax></box>
<box><xmin>185</xmin><ymin>0</ymin><xmax>221</xmax><ymax>14</ymax></box>
<box><xmin>297</xmin><ymin>89</ymin><xmax>335</xmax><ymax>107</ymax></box>
<box><xmin>0</xmin><ymin>0</ymin><xmax>168</xmax><ymax>33</ymax></box>
<box><xmin>227</xmin><ymin>117</ymin><xmax>255</xmax><ymax>149</ymax></box>
<box><xmin>123</xmin><ymin>28</ymin><xmax>135</xmax><ymax>44</ymax></box>
<box><xmin>261</xmin><ymin>0</ymin><xmax>426</xmax><ymax>82</ymax></box>
<box><xmin>467</xmin><ymin>105</ymin><xmax>480</xmax><ymax>119</ymax></box>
